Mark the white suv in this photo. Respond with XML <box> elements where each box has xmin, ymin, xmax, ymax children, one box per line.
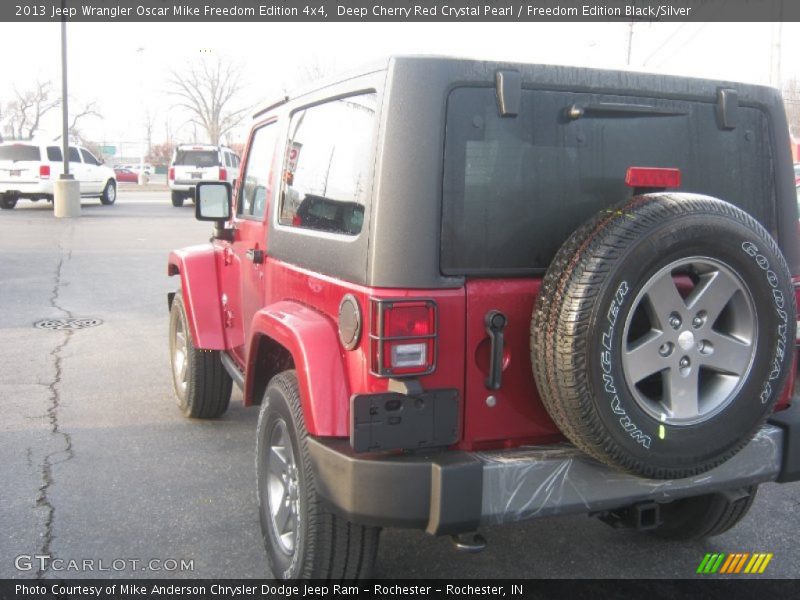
<box><xmin>168</xmin><ymin>144</ymin><xmax>240</xmax><ymax>207</ymax></box>
<box><xmin>0</xmin><ymin>141</ymin><xmax>117</xmax><ymax>210</ymax></box>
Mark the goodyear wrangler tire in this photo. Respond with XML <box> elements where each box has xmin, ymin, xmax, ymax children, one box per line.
<box><xmin>531</xmin><ymin>194</ymin><xmax>795</xmax><ymax>479</ymax></box>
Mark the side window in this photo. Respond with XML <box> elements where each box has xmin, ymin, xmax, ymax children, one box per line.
<box><xmin>46</xmin><ymin>146</ymin><xmax>62</xmax><ymax>162</ymax></box>
<box><xmin>80</xmin><ymin>149</ymin><xmax>99</xmax><ymax>165</ymax></box>
<box><xmin>279</xmin><ymin>93</ymin><xmax>377</xmax><ymax>236</ymax></box>
<box><xmin>237</xmin><ymin>123</ymin><xmax>279</xmax><ymax>219</ymax></box>
<box><xmin>224</xmin><ymin>152</ymin><xmax>232</xmax><ymax>168</ymax></box>
<box><xmin>234</xmin><ymin>155</ymin><xmax>241</xmax><ymax>167</ymax></box>
<box><xmin>68</xmin><ymin>147</ymin><xmax>81</xmax><ymax>163</ymax></box>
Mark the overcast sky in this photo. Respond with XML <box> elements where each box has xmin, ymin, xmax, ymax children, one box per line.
<box><xmin>0</xmin><ymin>21</ymin><xmax>797</xmax><ymax>155</ymax></box>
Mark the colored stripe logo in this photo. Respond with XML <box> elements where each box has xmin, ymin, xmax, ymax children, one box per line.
<box><xmin>697</xmin><ymin>553</ymin><xmax>773</xmax><ymax>574</ymax></box>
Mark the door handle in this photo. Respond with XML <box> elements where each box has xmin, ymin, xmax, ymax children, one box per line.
<box><xmin>484</xmin><ymin>310</ymin><xmax>507</xmax><ymax>391</ymax></box>
<box><xmin>246</xmin><ymin>248</ymin><xmax>264</xmax><ymax>264</ymax></box>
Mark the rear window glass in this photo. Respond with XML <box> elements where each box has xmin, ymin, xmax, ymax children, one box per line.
<box><xmin>47</xmin><ymin>146</ymin><xmax>62</xmax><ymax>161</ymax></box>
<box><xmin>174</xmin><ymin>150</ymin><xmax>218</xmax><ymax>167</ymax></box>
<box><xmin>0</xmin><ymin>145</ymin><xmax>40</xmax><ymax>161</ymax></box>
<box><xmin>442</xmin><ymin>87</ymin><xmax>775</xmax><ymax>274</ymax></box>
<box><xmin>278</xmin><ymin>93</ymin><xmax>377</xmax><ymax>236</ymax></box>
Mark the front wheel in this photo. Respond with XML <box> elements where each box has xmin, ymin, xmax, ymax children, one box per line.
<box><xmin>1</xmin><ymin>194</ymin><xmax>17</xmax><ymax>210</ymax></box>
<box><xmin>100</xmin><ymin>180</ymin><xmax>116</xmax><ymax>205</ymax></box>
<box><xmin>168</xmin><ymin>293</ymin><xmax>232</xmax><ymax>418</ymax></box>
<box><xmin>256</xmin><ymin>371</ymin><xmax>380</xmax><ymax>579</ymax></box>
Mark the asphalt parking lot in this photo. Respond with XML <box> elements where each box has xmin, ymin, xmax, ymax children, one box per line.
<box><xmin>1</xmin><ymin>190</ymin><xmax>799</xmax><ymax>579</ymax></box>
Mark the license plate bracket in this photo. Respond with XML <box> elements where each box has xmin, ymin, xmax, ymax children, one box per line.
<box><xmin>350</xmin><ymin>389</ymin><xmax>459</xmax><ymax>452</ymax></box>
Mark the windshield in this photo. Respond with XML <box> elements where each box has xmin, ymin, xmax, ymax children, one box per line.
<box><xmin>173</xmin><ymin>150</ymin><xmax>219</xmax><ymax>167</ymax></box>
<box><xmin>0</xmin><ymin>145</ymin><xmax>40</xmax><ymax>161</ymax></box>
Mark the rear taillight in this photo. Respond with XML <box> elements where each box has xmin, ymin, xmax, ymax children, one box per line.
<box><xmin>219</xmin><ymin>167</ymin><xmax>227</xmax><ymax>180</ymax></box>
<box><xmin>292</xmin><ymin>215</ymin><xmax>303</xmax><ymax>227</ymax></box>
<box><xmin>39</xmin><ymin>165</ymin><xmax>50</xmax><ymax>179</ymax></box>
<box><xmin>625</xmin><ymin>167</ymin><xmax>681</xmax><ymax>189</ymax></box>
<box><xmin>168</xmin><ymin>167</ymin><xmax>175</xmax><ymax>180</ymax></box>
<box><xmin>370</xmin><ymin>299</ymin><xmax>437</xmax><ymax>376</ymax></box>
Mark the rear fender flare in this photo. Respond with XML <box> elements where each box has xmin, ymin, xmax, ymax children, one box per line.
<box><xmin>246</xmin><ymin>301</ymin><xmax>349</xmax><ymax>436</ymax></box>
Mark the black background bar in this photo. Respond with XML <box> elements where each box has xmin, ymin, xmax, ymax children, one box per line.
<box><xmin>3</xmin><ymin>0</ymin><xmax>800</xmax><ymax>23</ymax></box>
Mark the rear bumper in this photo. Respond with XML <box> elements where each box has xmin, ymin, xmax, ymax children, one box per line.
<box><xmin>169</xmin><ymin>182</ymin><xmax>197</xmax><ymax>193</ymax></box>
<box><xmin>308</xmin><ymin>405</ymin><xmax>800</xmax><ymax>535</ymax></box>
<box><xmin>0</xmin><ymin>181</ymin><xmax>53</xmax><ymax>196</ymax></box>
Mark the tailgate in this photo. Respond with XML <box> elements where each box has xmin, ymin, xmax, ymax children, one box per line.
<box><xmin>174</xmin><ymin>165</ymin><xmax>220</xmax><ymax>181</ymax></box>
<box><xmin>0</xmin><ymin>144</ymin><xmax>42</xmax><ymax>182</ymax></box>
<box><xmin>463</xmin><ymin>278</ymin><xmax>561</xmax><ymax>446</ymax></box>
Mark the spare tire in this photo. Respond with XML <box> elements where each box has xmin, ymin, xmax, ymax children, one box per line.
<box><xmin>531</xmin><ymin>194</ymin><xmax>795</xmax><ymax>479</ymax></box>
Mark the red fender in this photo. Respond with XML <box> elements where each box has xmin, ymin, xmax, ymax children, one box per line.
<box><xmin>167</xmin><ymin>246</ymin><xmax>226</xmax><ymax>350</ymax></box>
<box><xmin>247</xmin><ymin>301</ymin><xmax>350</xmax><ymax>436</ymax></box>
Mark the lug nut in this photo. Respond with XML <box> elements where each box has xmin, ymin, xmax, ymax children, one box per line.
<box><xmin>692</xmin><ymin>311</ymin><xmax>707</xmax><ymax>329</ymax></box>
<box><xmin>658</xmin><ymin>342</ymin><xmax>674</xmax><ymax>357</ymax></box>
<box><xmin>679</xmin><ymin>356</ymin><xmax>690</xmax><ymax>368</ymax></box>
<box><xmin>669</xmin><ymin>313</ymin><xmax>682</xmax><ymax>329</ymax></box>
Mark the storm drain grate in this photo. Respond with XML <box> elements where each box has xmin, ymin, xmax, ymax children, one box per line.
<box><xmin>34</xmin><ymin>318</ymin><xmax>103</xmax><ymax>331</ymax></box>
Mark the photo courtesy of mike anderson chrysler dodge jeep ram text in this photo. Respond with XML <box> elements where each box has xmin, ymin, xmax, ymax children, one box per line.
<box><xmin>166</xmin><ymin>56</ymin><xmax>800</xmax><ymax>579</ymax></box>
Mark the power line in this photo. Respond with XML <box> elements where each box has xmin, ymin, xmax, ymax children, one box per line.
<box><xmin>640</xmin><ymin>23</ymin><xmax>689</xmax><ymax>67</ymax></box>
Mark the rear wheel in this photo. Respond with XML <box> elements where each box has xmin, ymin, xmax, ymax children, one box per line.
<box><xmin>171</xmin><ymin>191</ymin><xmax>184</xmax><ymax>207</ymax></box>
<box><xmin>168</xmin><ymin>293</ymin><xmax>232</xmax><ymax>418</ymax></box>
<box><xmin>100</xmin><ymin>180</ymin><xmax>116</xmax><ymax>205</ymax></box>
<box><xmin>1</xmin><ymin>195</ymin><xmax>17</xmax><ymax>210</ymax></box>
<box><xmin>257</xmin><ymin>371</ymin><xmax>380</xmax><ymax>579</ymax></box>
<box><xmin>652</xmin><ymin>486</ymin><xmax>758</xmax><ymax>540</ymax></box>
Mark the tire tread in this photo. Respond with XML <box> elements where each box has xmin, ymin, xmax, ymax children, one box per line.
<box><xmin>265</xmin><ymin>371</ymin><xmax>379</xmax><ymax>580</ymax></box>
<box><xmin>531</xmin><ymin>194</ymin><xmax>794</xmax><ymax>478</ymax></box>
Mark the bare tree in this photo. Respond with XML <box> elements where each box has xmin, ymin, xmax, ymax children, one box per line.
<box><xmin>169</xmin><ymin>56</ymin><xmax>249</xmax><ymax>145</ymax></box>
<box><xmin>68</xmin><ymin>100</ymin><xmax>102</xmax><ymax>140</ymax></box>
<box><xmin>2</xmin><ymin>81</ymin><xmax>60</xmax><ymax>140</ymax></box>
<box><xmin>0</xmin><ymin>81</ymin><xmax>102</xmax><ymax>143</ymax></box>
<box><xmin>285</xmin><ymin>55</ymin><xmax>337</xmax><ymax>93</ymax></box>
<box><xmin>143</xmin><ymin>108</ymin><xmax>156</xmax><ymax>156</ymax></box>
<box><xmin>147</xmin><ymin>141</ymin><xmax>176</xmax><ymax>168</ymax></box>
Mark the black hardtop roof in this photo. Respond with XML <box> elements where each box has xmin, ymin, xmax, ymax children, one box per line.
<box><xmin>252</xmin><ymin>54</ymin><xmax>780</xmax><ymax>119</ymax></box>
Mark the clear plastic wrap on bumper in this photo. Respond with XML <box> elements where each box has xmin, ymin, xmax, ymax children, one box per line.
<box><xmin>478</xmin><ymin>425</ymin><xmax>783</xmax><ymax>526</ymax></box>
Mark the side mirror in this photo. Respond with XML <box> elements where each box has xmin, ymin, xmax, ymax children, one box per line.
<box><xmin>196</xmin><ymin>182</ymin><xmax>231</xmax><ymax>222</ymax></box>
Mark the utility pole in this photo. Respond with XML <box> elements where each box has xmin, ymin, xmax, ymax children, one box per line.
<box><xmin>626</xmin><ymin>22</ymin><xmax>635</xmax><ymax>66</ymax></box>
<box><xmin>60</xmin><ymin>18</ymin><xmax>69</xmax><ymax>177</ymax></box>
<box><xmin>770</xmin><ymin>22</ymin><xmax>783</xmax><ymax>87</ymax></box>
<box><xmin>54</xmin><ymin>1</ymin><xmax>80</xmax><ymax>218</ymax></box>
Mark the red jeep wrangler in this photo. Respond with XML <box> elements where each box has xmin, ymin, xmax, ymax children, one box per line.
<box><xmin>167</xmin><ymin>57</ymin><xmax>800</xmax><ymax>579</ymax></box>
